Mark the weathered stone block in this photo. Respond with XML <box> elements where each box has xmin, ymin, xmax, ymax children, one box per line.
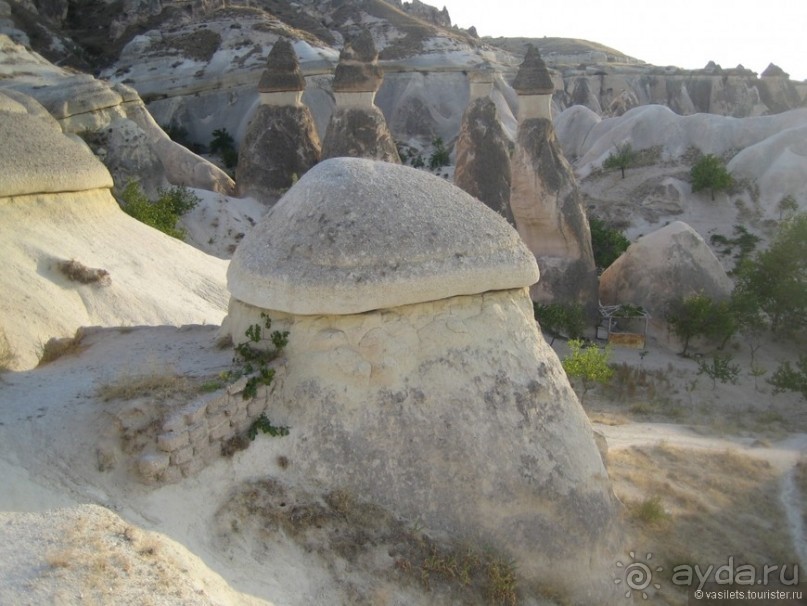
<box><xmin>137</xmin><ymin>453</ymin><xmax>169</xmax><ymax>480</ymax></box>
<box><xmin>209</xmin><ymin>417</ymin><xmax>232</xmax><ymax>441</ymax></box>
<box><xmin>170</xmin><ymin>445</ymin><xmax>194</xmax><ymax>466</ymax></box>
<box><xmin>157</xmin><ymin>430</ymin><xmax>189</xmax><ymax>452</ymax></box>
<box><xmin>180</xmin><ymin>457</ymin><xmax>206</xmax><ymax>478</ymax></box>
<box><xmin>161</xmin><ymin>413</ymin><xmax>185</xmax><ymax>434</ymax></box>
<box><xmin>162</xmin><ymin>465</ymin><xmax>184</xmax><ymax>485</ymax></box>
<box><xmin>182</xmin><ymin>400</ymin><xmax>208</xmax><ymax>425</ymax></box>
<box><xmin>187</xmin><ymin>420</ymin><xmax>209</xmax><ymax>443</ymax></box>
<box><xmin>206</xmin><ymin>394</ymin><xmax>230</xmax><ymax>415</ymax></box>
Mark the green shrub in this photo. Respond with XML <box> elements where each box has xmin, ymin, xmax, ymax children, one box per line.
<box><xmin>429</xmin><ymin>137</ymin><xmax>450</xmax><ymax>170</ymax></box>
<box><xmin>534</xmin><ymin>302</ymin><xmax>585</xmax><ymax>345</ymax></box>
<box><xmin>210</xmin><ymin>128</ymin><xmax>238</xmax><ymax>169</ymax></box>
<box><xmin>589</xmin><ymin>216</ymin><xmax>630</xmax><ymax>270</ymax></box>
<box><xmin>120</xmin><ymin>182</ymin><xmax>199</xmax><ymax>240</ymax></box>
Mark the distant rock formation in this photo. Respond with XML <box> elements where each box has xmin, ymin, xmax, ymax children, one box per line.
<box><xmin>224</xmin><ymin>157</ymin><xmax>624</xmax><ymax>605</ymax></box>
<box><xmin>509</xmin><ymin>46</ymin><xmax>598</xmax><ymax>313</ymax></box>
<box><xmin>599</xmin><ymin>221</ymin><xmax>733</xmax><ymax>343</ymax></box>
<box><xmin>321</xmin><ymin>31</ymin><xmax>400</xmax><ymax>163</ymax></box>
<box><xmin>0</xmin><ymin>90</ymin><xmax>228</xmax><ymax>369</ymax></box>
<box><xmin>236</xmin><ymin>39</ymin><xmax>321</xmax><ymax>203</ymax></box>
<box><xmin>454</xmin><ymin>66</ymin><xmax>513</xmax><ymax>223</ymax></box>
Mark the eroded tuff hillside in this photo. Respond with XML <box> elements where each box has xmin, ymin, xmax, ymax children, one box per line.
<box><xmin>2</xmin><ymin>0</ymin><xmax>804</xmax><ymax>155</ymax></box>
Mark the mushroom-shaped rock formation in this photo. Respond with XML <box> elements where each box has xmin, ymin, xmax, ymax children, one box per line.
<box><xmin>236</xmin><ymin>39</ymin><xmax>321</xmax><ymax>202</ymax></box>
<box><xmin>224</xmin><ymin>157</ymin><xmax>623</xmax><ymax>604</ymax></box>
<box><xmin>321</xmin><ymin>31</ymin><xmax>400</xmax><ymax>163</ymax></box>
<box><xmin>510</xmin><ymin>50</ymin><xmax>598</xmax><ymax>315</ymax></box>
<box><xmin>512</xmin><ymin>44</ymin><xmax>555</xmax><ymax>121</ymax></box>
<box><xmin>600</xmin><ymin>221</ymin><xmax>733</xmax><ymax>345</ymax></box>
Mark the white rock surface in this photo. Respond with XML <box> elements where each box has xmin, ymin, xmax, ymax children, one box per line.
<box><xmin>0</xmin><ymin>106</ymin><xmax>228</xmax><ymax>369</ymax></box>
<box><xmin>228</xmin><ymin>157</ymin><xmax>539</xmax><ymax>315</ymax></box>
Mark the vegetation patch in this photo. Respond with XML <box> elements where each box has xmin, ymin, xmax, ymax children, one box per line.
<box><xmin>96</xmin><ymin>369</ymin><xmax>194</xmax><ymax>402</ymax></box>
<box><xmin>57</xmin><ymin>259</ymin><xmax>111</xmax><ymax>286</ymax></box>
<box><xmin>158</xmin><ymin>29</ymin><xmax>221</xmax><ymax>62</ymax></box>
<box><xmin>38</xmin><ymin>330</ymin><xmax>88</xmax><ymax>366</ymax></box>
<box><xmin>119</xmin><ymin>182</ymin><xmax>199</xmax><ymax>240</ymax></box>
<box><xmin>608</xmin><ymin>444</ymin><xmax>797</xmax><ymax>604</ymax></box>
<box><xmin>217</xmin><ymin>480</ymin><xmax>520</xmax><ymax>604</ymax></box>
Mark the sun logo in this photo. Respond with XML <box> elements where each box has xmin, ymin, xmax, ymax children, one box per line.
<box><xmin>615</xmin><ymin>551</ymin><xmax>663</xmax><ymax>599</ymax></box>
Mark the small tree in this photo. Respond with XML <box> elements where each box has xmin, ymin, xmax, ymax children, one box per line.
<box><xmin>666</xmin><ymin>293</ymin><xmax>735</xmax><ymax>355</ymax></box>
<box><xmin>210</xmin><ymin>128</ymin><xmax>238</xmax><ymax>169</ymax></box>
<box><xmin>697</xmin><ymin>354</ymin><xmax>740</xmax><ymax>389</ymax></box>
<box><xmin>690</xmin><ymin>154</ymin><xmax>733</xmax><ymax>201</ymax></box>
<box><xmin>602</xmin><ymin>142</ymin><xmax>636</xmax><ymax>179</ymax></box>
<box><xmin>429</xmin><ymin>137</ymin><xmax>450</xmax><ymax>170</ymax></box>
<box><xmin>589</xmin><ymin>217</ymin><xmax>630</xmax><ymax>270</ymax></box>
<box><xmin>777</xmin><ymin>195</ymin><xmax>798</xmax><ymax>220</ymax></box>
<box><xmin>733</xmin><ymin>213</ymin><xmax>807</xmax><ymax>333</ymax></box>
<box><xmin>562</xmin><ymin>339</ymin><xmax>614</xmax><ymax>403</ymax></box>
<box><xmin>768</xmin><ymin>354</ymin><xmax>807</xmax><ymax>400</ymax></box>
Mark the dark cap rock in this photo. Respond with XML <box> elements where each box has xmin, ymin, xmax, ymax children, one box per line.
<box><xmin>258</xmin><ymin>38</ymin><xmax>306</xmax><ymax>93</ymax></box>
<box><xmin>512</xmin><ymin>44</ymin><xmax>554</xmax><ymax>95</ymax></box>
<box><xmin>333</xmin><ymin>30</ymin><xmax>383</xmax><ymax>93</ymax></box>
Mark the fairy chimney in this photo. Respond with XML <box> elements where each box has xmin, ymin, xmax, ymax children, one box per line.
<box><xmin>236</xmin><ymin>39</ymin><xmax>321</xmax><ymax>202</ymax></box>
<box><xmin>510</xmin><ymin>46</ymin><xmax>598</xmax><ymax>314</ymax></box>
<box><xmin>454</xmin><ymin>65</ymin><xmax>513</xmax><ymax>224</ymax></box>
<box><xmin>321</xmin><ymin>31</ymin><xmax>400</xmax><ymax>163</ymax></box>
<box><xmin>224</xmin><ymin>157</ymin><xmax>624</xmax><ymax>604</ymax></box>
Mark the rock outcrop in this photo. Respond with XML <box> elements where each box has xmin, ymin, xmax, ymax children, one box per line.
<box><xmin>0</xmin><ymin>35</ymin><xmax>235</xmax><ymax>196</ymax></box>
<box><xmin>223</xmin><ymin>157</ymin><xmax>623</xmax><ymax>605</ymax></box>
<box><xmin>0</xmin><ymin>90</ymin><xmax>228</xmax><ymax>369</ymax></box>
<box><xmin>599</xmin><ymin>221</ymin><xmax>733</xmax><ymax>342</ymax></box>
<box><xmin>453</xmin><ymin>66</ymin><xmax>513</xmax><ymax>223</ymax></box>
<box><xmin>236</xmin><ymin>39</ymin><xmax>321</xmax><ymax>203</ymax></box>
<box><xmin>321</xmin><ymin>31</ymin><xmax>400</xmax><ymax>163</ymax></box>
<box><xmin>509</xmin><ymin>47</ymin><xmax>598</xmax><ymax>313</ymax></box>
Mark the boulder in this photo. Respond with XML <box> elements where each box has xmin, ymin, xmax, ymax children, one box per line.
<box><xmin>453</xmin><ymin>96</ymin><xmax>513</xmax><ymax>224</ymax></box>
<box><xmin>223</xmin><ymin>157</ymin><xmax>624</xmax><ymax>605</ymax></box>
<box><xmin>599</xmin><ymin>221</ymin><xmax>733</xmax><ymax>340</ymax></box>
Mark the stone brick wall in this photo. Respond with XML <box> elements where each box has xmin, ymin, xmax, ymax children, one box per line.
<box><xmin>134</xmin><ymin>372</ymin><xmax>277</xmax><ymax>484</ymax></box>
